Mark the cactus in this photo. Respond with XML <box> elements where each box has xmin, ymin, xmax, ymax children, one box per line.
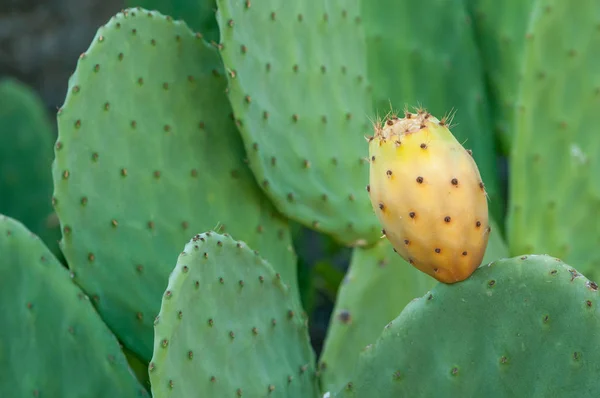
<box><xmin>317</xmin><ymin>240</ymin><xmax>436</xmax><ymax>394</ymax></box>
<box><xmin>319</xmin><ymin>216</ymin><xmax>507</xmax><ymax>394</ymax></box>
<box><xmin>368</xmin><ymin>110</ymin><xmax>490</xmax><ymax>283</ymax></box>
<box><xmin>467</xmin><ymin>0</ymin><xmax>536</xmax><ymax>154</ymax></box>
<box><xmin>336</xmin><ymin>255</ymin><xmax>600</xmax><ymax>397</ymax></box>
<box><xmin>52</xmin><ymin>9</ymin><xmax>296</xmax><ymax>362</ymax></box>
<box><xmin>0</xmin><ymin>214</ymin><xmax>147</xmax><ymax>397</ymax></box>
<box><xmin>3</xmin><ymin>0</ymin><xmax>600</xmax><ymax>396</ymax></box>
<box><xmin>507</xmin><ymin>0</ymin><xmax>600</xmax><ymax>279</ymax></box>
<box><xmin>361</xmin><ymin>0</ymin><xmax>502</xmax><ymax>224</ymax></box>
<box><xmin>126</xmin><ymin>0</ymin><xmax>220</xmax><ymax>42</ymax></box>
<box><xmin>150</xmin><ymin>231</ymin><xmax>319</xmax><ymax>397</ymax></box>
<box><xmin>0</xmin><ymin>78</ymin><xmax>62</xmax><ymax>260</ymax></box>
<box><xmin>216</xmin><ymin>0</ymin><xmax>381</xmax><ymax>246</ymax></box>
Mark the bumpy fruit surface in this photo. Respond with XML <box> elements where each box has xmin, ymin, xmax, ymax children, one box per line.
<box><xmin>367</xmin><ymin>109</ymin><xmax>490</xmax><ymax>283</ymax></box>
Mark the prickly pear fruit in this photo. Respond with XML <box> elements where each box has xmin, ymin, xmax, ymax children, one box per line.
<box><xmin>367</xmin><ymin>109</ymin><xmax>490</xmax><ymax>283</ymax></box>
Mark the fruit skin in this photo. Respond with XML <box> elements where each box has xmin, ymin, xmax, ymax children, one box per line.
<box><xmin>0</xmin><ymin>214</ymin><xmax>147</xmax><ymax>397</ymax></box>
<box><xmin>506</xmin><ymin>0</ymin><xmax>600</xmax><ymax>280</ymax></box>
<box><xmin>318</xmin><ymin>216</ymin><xmax>507</xmax><ymax>394</ymax></box>
<box><xmin>52</xmin><ymin>8</ymin><xmax>296</xmax><ymax>362</ymax></box>
<box><xmin>216</xmin><ymin>0</ymin><xmax>381</xmax><ymax>247</ymax></box>
<box><xmin>335</xmin><ymin>255</ymin><xmax>600</xmax><ymax>398</ymax></box>
<box><xmin>150</xmin><ymin>231</ymin><xmax>319</xmax><ymax>398</ymax></box>
<box><xmin>368</xmin><ymin>109</ymin><xmax>490</xmax><ymax>283</ymax></box>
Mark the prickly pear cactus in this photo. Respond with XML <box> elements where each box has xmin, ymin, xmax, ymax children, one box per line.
<box><xmin>52</xmin><ymin>8</ymin><xmax>296</xmax><ymax>362</ymax></box>
<box><xmin>0</xmin><ymin>215</ymin><xmax>147</xmax><ymax>397</ymax></box>
<box><xmin>507</xmin><ymin>0</ymin><xmax>600</xmax><ymax>279</ymax></box>
<box><xmin>216</xmin><ymin>0</ymin><xmax>381</xmax><ymax>246</ymax></box>
<box><xmin>361</xmin><ymin>0</ymin><xmax>502</xmax><ymax>223</ymax></box>
<box><xmin>0</xmin><ymin>78</ymin><xmax>62</xmax><ymax>259</ymax></box>
<box><xmin>467</xmin><ymin>0</ymin><xmax>536</xmax><ymax>154</ymax></box>
<box><xmin>336</xmin><ymin>255</ymin><xmax>600</xmax><ymax>397</ymax></box>
<box><xmin>126</xmin><ymin>0</ymin><xmax>220</xmax><ymax>42</ymax></box>
<box><xmin>150</xmin><ymin>231</ymin><xmax>319</xmax><ymax>398</ymax></box>
<box><xmin>319</xmin><ymin>217</ymin><xmax>508</xmax><ymax>394</ymax></box>
<box><xmin>368</xmin><ymin>110</ymin><xmax>490</xmax><ymax>283</ymax></box>
<box><xmin>317</xmin><ymin>240</ymin><xmax>436</xmax><ymax>394</ymax></box>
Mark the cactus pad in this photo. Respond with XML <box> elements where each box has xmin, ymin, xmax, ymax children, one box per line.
<box><xmin>216</xmin><ymin>0</ymin><xmax>380</xmax><ymax>246</ymax></box>
<box><xmin>0</xmin><ymin>215</ymin><xmax>147</xmax><ymax>397</ymax></box>
<box><xmin>467</xmin><ymin>0</ymin><xmax>535</xmax><ymax>154</ymax></box>
<box><xmin>150</xmin><ymin>231</ymin><xmax>319</xmax><ymax>398</ymax></box>
<box><xmin>336</xmin><ymin>255</ymin><xmax>600</xmax><ymax>397</ymax></box>
<box><xmin>125</xmin><ymin>1</ymin><xmax>220</xmax><ymax>42</ymax></box>
<box><xmin>319</xmin><ymin>217</ymin><xmax>507</xmax><ymax>394</ymax></box>
<box><xmin>361</xmin><ymin>0</ymin><xmax>502</xmax><ymax>222</ymax></box>
<box><xmin>0</xmin><ymin>78</ymin><xmax>61</xmax><ymax>259</ymax></box>
<box><xmin>318</xmin><ymin>240</ymin><xmax>436</xmax><ymax>394</ymax></box>
<box><xmin>507</xmin><ymin>0</ymin><xmax>600</xmax><ymax>279</ymax></box>
<box><xmin>52</xmin><ymin>8</ymin><xmax>296</xmax><ymax>361</ymax></box>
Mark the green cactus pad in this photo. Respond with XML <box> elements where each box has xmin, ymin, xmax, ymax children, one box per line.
<box><xmin>216</xmin><ymin>0</ymin><xmax>380</xmax><ymax>246</ymax></box>
<box><xmin>361</xmin><ymin>0</ymin><xmax>502</xmax><ymax>223</ymax></box>
<box><xmin>467</xmin><ymin>0</ymin><xmax>535</xmax><ymax>154</ymax></box>
<box><xmin>125</xmin><ymin>1</ymin><xmax>220</xmax><ymax>42</ymax></box>
<box><xmin>336</xmin><ymin>255</ymin><xmax>600</xmax><ymax>397</ymax></box>
<box><xmin>319</xmin><ymin>217</ymin><xmax>507</xmax><ymax>394</ymax></box>
<box><xmin>150</xmin><ymin>231</ymin><xmax>319</xmax><ymax>398</ymax></box>
<box><xmin>0</xmin><ymin>78</ymin><xmax>62</xmax><ymax>259</ymax></box>
<box><xmin>318</xmin><ymin>240</ymin><xmax>436</xmax><ymax>394</ymax></box>
<box><xmin>0</xmin><ymin>215</ymin><xmax>147</xmax><ymax>397</ymax></box>
<box><xmin>507</xmin><ymin>0</ymin><xmax>600</xmax><ymax>279</ymax></box>
<box><xmin>52</xmin><ymin>8</ymin><xmax>296</xmax><ymax>362</ymax></box>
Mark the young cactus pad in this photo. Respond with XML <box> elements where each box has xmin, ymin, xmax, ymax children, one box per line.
<box><xmin>216</xmin><ymin>0</ymin><xmax>381</xmax><ymax>246</ymax></box>
<box><xmin>52</xmin><ymin>8</ymin><xmax>296</xmax><ymax>362</ymax></box>
<box><xmin>0</xmin><ymin>215</ymin><xmax>147</xmax><ymax>397</ymax></box>
<box><xmin>150</xmin><ymin>231</ymin><xmax>319</xmax><ymax>398</ymax></box>
<box><xmin>336</xmin><ymin>255</ymin><xmax>600</xmax><ymax>398</ymax></box>
<box><xmin>368</xmin><ymin>109</ymin><xmax>491</xmax><ymax>283</ymax></box>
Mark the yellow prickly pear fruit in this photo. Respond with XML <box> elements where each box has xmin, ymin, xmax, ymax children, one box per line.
<box><xmin>367</xmin><ymin>108</ymin><xmax>490</xmax><ymax>283</ymax></box>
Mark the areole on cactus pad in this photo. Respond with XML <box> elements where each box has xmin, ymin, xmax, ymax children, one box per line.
<box><xmin>367</xmin><ymin>109</ymin><xmax>491</xmax><ymax>283</ymax></box>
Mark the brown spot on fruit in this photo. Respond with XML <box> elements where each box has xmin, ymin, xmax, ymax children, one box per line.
<box><xmin>416</xmin><ymin>176</ymin><xmax>423</xmax><ymax>184</ymax></box>
<box><xmin>409</xmin><ymin>212</ymin><xmax>415</xmax><ymax>218</ymax></box>
<box><xmin>451</xmin><ymin>178</ymin><xmax>458</xmax><ymax>185</ymax></box>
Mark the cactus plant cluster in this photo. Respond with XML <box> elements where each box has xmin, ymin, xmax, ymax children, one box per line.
<box><xmin>1</xmin><ymin>0</ymin><xmax>599</xmax><ymax>396</ymax></box>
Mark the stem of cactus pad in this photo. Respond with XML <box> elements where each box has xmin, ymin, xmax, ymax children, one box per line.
<box><xmin>367</xmin><ymin>108</ymin><xmax>490</xmax><ymax>283</ymax></box>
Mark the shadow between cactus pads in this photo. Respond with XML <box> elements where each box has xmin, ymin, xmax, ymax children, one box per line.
<box><xmin>150</xmin><ymin>231</ymin><xmax>319</xmax><ymax>398</ymax></box>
